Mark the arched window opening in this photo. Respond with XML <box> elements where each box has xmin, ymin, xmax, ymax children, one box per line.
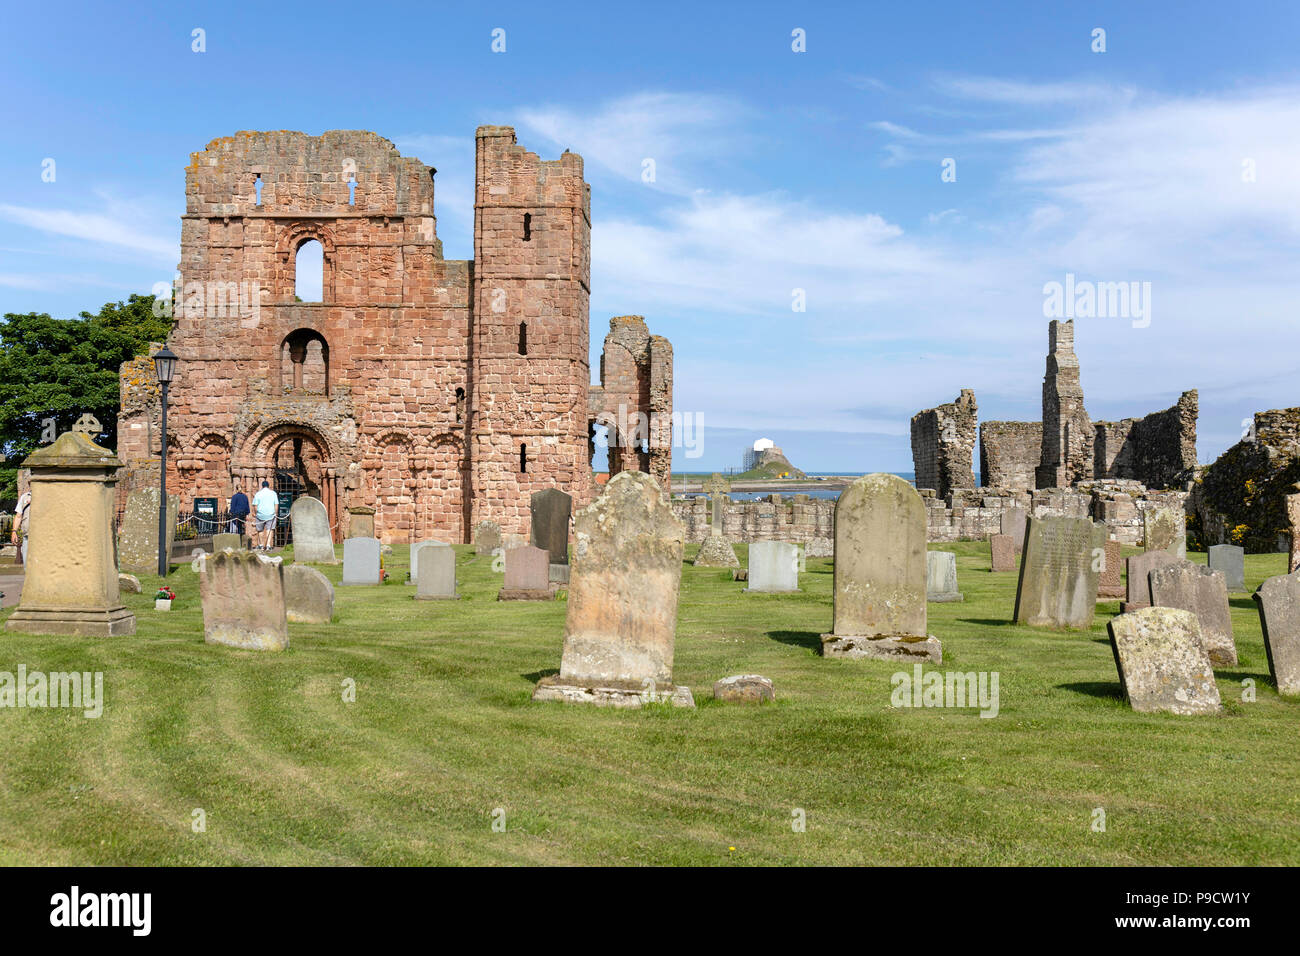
<box><xmin>281</xmin><ymin>328</ymin><xmax>330</xmax><ymax>395</ymax></box>
<box><xmin>522</xmin><ymin>212</ymin><xmax>532</xmax><ymax>241</ymax></box>
<box><xmin>519</xmin><ymin>443</ymin><xmax>528</xmax><ymax>474</ymax></box>
<box><xmin>295</xmin><ymin>239</ymin><xmax>323</xmax><ymax>302</ymax></box>
<box><xmin>455</xmin><ymin>387</ymin><xmax>465</xmax><ymax>424</ymax></box>
<box><xmin>518</xmin><ymin>321</ymin><xmax>528</xmax><ymax>356</ymax></box>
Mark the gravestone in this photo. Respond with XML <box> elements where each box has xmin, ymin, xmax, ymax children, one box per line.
<box><xmin>283</xmin><ymin>564</ymin><xmax>334</xmax><ymax>624</ymax></box>
<box><xmin>118</xmin><ymin>572</ymin><xmax>141</xmax><ymax>594</ymax></box>
<box><xmin>1107</xmin><ymin>606</ymin><xmax>1221</xmax><ymax>715</ymax></box>
<box><xmin>702</xmin><ymin>473</ymin><xmax>730</xmax><ymax>535</ymax></box>
<box><xmin>200</xmin><ymin>549</ymin><xmax>288</xmax><ymax>650</ymax></box>
<box><xmin>415</xmin><ymin>545</ymin><xmax>458</xmax><ymax>600</ymax></box>
<box><xmin>820</xmin><ymin>473</ymin><xmax>940</xmax><ymax>662</ymax></box>
<box><xmin>347</xmin><ymin>506</ymin><xmax>375</xmax><ymax>539</ymax></box>
<box><xmin>1001</xmin><ymin>506</ymin><xmax>1028</xmax><ymax>551</ymax></box>
<box><xmin>1208</xmin><ymin>544</ymin><xmax>1245</xmax><ymax>592</ymax></box>
<box><xmin>926</xmin><ymin>550</ymin><xmax>963</xmax><ymax>602</ymax></box>
<box><xmin>1012</xmin><ymin>515</ymin><xmax>1106</xmax><ymax>629</ymax></box>
<box><xmin>1150</xmin><ymin>561</ymin><xmax>1237</xmax><ymax>667</ymax></box>
<box><xmin>1253</xmin><ymin>570</ymin><xmax>1300</xmax><ymax>697</ymax></box>
<box><xmin>290</xmin><ymin>497</ymin><xmax>336</xmax><ymax>563</ymax></box>
<box><xmin>5</xmin><ymin>431</ymin><xmax>136</xmax><ymax>637</ymax></box>
<box><xmin>712</xmin><ymin>675</ymin><xmax>775</xmax><ymax>703</ymax></box>
<box><xmin>1122</xmin><ymin>550</ymin><xmax>1181</xmax><ymax>612</ymax></box>
<box><xmin>1288</xmin><ymin>492</ymin><xmax>1300</xmax><ymax>574</ymax></box>
<box><xmin>745</xmin><ymin>541</ymin><xmax>799</xmax><ymax>593</ymax></box>
<box><xmin>341</xmin><ymin>536</ymin><xmax>381</xmax><ymax>586</ymax></box>
<box><xmin>1143</xmin><ymin>507</ymin><xmax>1186</xmax><ymax>559</ymax></box>
<box><xmin>212</xmin><ymin>532</ymin><xmax>242</xmax><ymax>553</ymax></box>
<box><xmin>1097</xmin><ymin>539</ymin><xmax>1124</xmax><ymax>599</ymax></box>
<box><xmin>805</xmin><ymin>536</ymin><xmax>834</xmax><ymax>558</ymax></box>
<box><xmin>990</xmin><ymin>534</ymin><xmax>1016</xmax><ymax>572</ymax></box>
<box><xmin>531</xmin><ymin>488</ymin><xmax>572</xmax><ymax>583</ymax></box>
<box><xmin>498</xmin><ymin>545</ymin><xmax>552</xmax><ymax>601</ymax></box>
<box><xmin>533</xmin><ymin>471</ymin><xmax>693</xmax><ymax>707</ymax></box>
<box><xmin>473</xmin><ymin>520</ymin><xmax>501</xmax><ymax>556</ymax></box>
<box><xmin>694</xmin><ymin>536</ymin><xmax>739</xmax><ymax>567</ymax></box>
<box><xmin>117</xmin><ymin>486</ymin><xmax>179</xmax><ymax>576</ymax></box>
<box><xmin>408</xmin><ymin>538</ymin><xmax>448</xmax><ymax>584</ymax></box>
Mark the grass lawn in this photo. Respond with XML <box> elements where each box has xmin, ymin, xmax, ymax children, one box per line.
<box><xmin>0</xmin><ymin>540</ymin><xmax>1296</xmax><ymax>866</ymax></box>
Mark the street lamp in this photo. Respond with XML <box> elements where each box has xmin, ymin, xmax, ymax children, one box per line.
<box><xmin>152</xmin><ymin>345</ymin><xmax>178</xmax><ymax>577</ymax></box>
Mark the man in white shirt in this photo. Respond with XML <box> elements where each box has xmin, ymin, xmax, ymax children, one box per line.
<box><xmin>251</xmin><ymin>481</ymin><xmax>280</xmax><ymax>552</ymax></box>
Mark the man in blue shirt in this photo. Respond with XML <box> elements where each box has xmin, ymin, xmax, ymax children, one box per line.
<box><xmin>252</xmin><ymin>481</ymin><xmax>279</xmax><ymax>552</ymax></box>
<box><xmin>229</xmin><ymin>484</ymin><xmax>250</xmax><ymax>538</ymax></box>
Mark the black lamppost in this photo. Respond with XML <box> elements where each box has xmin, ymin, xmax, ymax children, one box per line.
<box><xmin>152</xmin><ymin>346</ymin><xmax>178</xmax><ymax>577</ymax></box>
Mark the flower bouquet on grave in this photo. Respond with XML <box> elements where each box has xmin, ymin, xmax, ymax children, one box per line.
<box><xmin>154</xmin><ymin>586</ymin><xmax>175</xmax><ymax>611</ymax></box>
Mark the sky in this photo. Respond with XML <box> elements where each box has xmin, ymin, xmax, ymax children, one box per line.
<box><xmin>1</xmin><ymin>1</ymin><xmax>1298</xmax><ymax>474</ymax></box>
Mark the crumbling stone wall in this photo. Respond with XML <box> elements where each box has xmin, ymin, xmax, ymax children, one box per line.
<box><xmin>1196</xmin><ymin>406</ymin><xmax>1300</xmax><ymax>552</ymax></box>
<box><xmin>910</xmin><ymin>389</ymin><xmax>977</xmax><ymax>496</ymax></box>
<box><xmin>588</xmin><ymin>315</ymin><xmax>672</xmax><ymax>489</ymax></box>
<box><xmin>672</xmin><ymin>494</ymin><xmax>834</xmax><ymax>544</ymax></box>
<box><xmin>1094</xmin><ymin>390</ymin><xmax>1197</xmax><ymax>489</ymax></box>
<box><xmin>1036</xmin><ymin>320</ymin><xmax>1093</xmax><ymax>489</ymax></box>
<box><xmin>979</xmin><ymin>421</ymin><xmax>1042</xmax><ymax>492</ymax></box>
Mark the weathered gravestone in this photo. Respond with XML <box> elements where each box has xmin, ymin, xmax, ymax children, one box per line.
<box><xmin>694</xmin><ymin>536</ymin><xmax>739</xmax><ymax>567</ymax></box>
<box><xmin>1253</xmin><ymin>570</ymin><xmax>1300</xmax><ymax>697</ymax></box>
<box><xmin>473</xmin><ymin>519</ymin><xmax>501</xmax><ymax>556</ymax></box>
<box><xmin>1001</xmin><ymin>506</ymin><xmax>1028</xmax><ymax>552</ymax></box>
<box><xmin>347</xmin><ymin>506</ymin><xmax>375</xmax><ymax>539</ymax></box>
<box><xmin>117</xmin><ymin>486</ymin><xmax>179</xmax><ymax>576</ymax></box>
<box><xmin>408</xmin><ymin>538</ymin><xmax>448</xmax><ymax>584</ymax></box>
<box><xmin>415</xmin><ymin>545</ymin><xmax>458</xmax><ymax>601</ymax></box>
<box><xmin>1149</xmin><ymin>561</ymin><xmax>1237</xmax><ymax>667</ymax></box>
<box><xmin>745</xmin><ymin>541</ymin><xmax>800</xmax><ymax>593</ymax></box>
<box><xmin>341</xmin><ymin>536</ymin><xmax>381</xmax><ymax>586</ymax></box>
<box><xmin>805</xmin><ymin>536</ymin><xmax>834</xmax><ymax>558</ymax></box>
<box><xmin>498</xmin><ymin>545</ymin><xmax>552</xmax><ymax>601</ymax></box>
<box><xmin>212</xmin><ymin>532</ymin><xmax>242</xmax><ymax>553</ymax></box>
<box><xmin>926</xmin><ymin>550</ymin><xmax>963</xmax><ymax>602</ymax></box>
<box><xmin>1097</xmin><ymin>539</ymin><xmax>1124</xmax><ymax>599</ymax></box>
<box><xmin>533</xmin><ymin>471</ymin><xmax>693</xmax><ymax>707</ymax></box>
<box><xmin>290</xmin><ymin>497</ymin><xmax>336</xmax><ymax>563</ymax></box>
<box><xmin>1107</xmin><ymin>606</ymin><xmax>1221</xmax><ymax>715</ymax></box>
<box><xmin>283</xmin><ymin>564</ymin><xmax>334</xmax><ymax>624</ymax></box>
<box><xmin>1012</xmin><ymin>515</ymin><xmax>1105</xmax><ymax>629</ymax></box>
<box><xmin>1143</xmin><ymin>507</ymin><xmax>1186</xmax><ymax>559</ymax></box>
<box><xmin>531</xmin><ymin>488</ymin><xmax>572</xmax><ymax>583</ymax></box>
<box><xmin>712</xmin><ymin>674</ymin><xmax>775</xmax><ymax>703</ymax></box>
<box><xmin>820</xmin><ymin>473</ymin><xmax>940</xmax><ymax>662</ymax></box>
<box><xmin>199</xmin><ymin>549</ymin><xmax>288</xmax><ymax>650</ymax></box>
<box><xmin>990</xmin><ymin>534</ymin><xmax>1017</xmax><ymax>572</ymax></box>
<box><xmin>1208</xmin><ymin>544</ymin><xmax>1245</xmax><ymax>592</ymax></box>
<box><xmin>5</xmin><ymin>431</ymin><xmax>136</xmax><ymax>637</ymax></box>
<box><xmin>1288</xmin><ymin>491</ymin><xmax>1300</xmax><ymax>574</ymax></box>
<box><xmin>1122</xmin><ymin>550</ymin><xmax>1180</xmax><ymax>612</ymax></box>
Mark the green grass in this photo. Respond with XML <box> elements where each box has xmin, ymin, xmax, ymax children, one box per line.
<box><xmin>0</xmin><ymin>541</ymin><xmax>1296</xmax><ymax>865</ymax></box>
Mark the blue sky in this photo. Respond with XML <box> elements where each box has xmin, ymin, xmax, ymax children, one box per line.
<box><xmin>2</xmin><ymin>1</ymin><xmax>1299</xmax><ymax>473</ymax></box>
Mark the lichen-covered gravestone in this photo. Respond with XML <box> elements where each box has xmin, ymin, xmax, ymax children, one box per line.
<box><xmin>341</xmin><ymin>536</ymin><xmax>381</xmax><ymax>586</ymax></box>
<box><xmin>117</xmin><ymin>486</ymin><xmax>179</xmax><ymax>576</ymax></box>
<box><xmin>530</xmin><ymin>488</ymin><xmax>572</xmax><ymax>583</ymax></box>
<box><xmin>1097</xmin><ymin>539</ymin><xmax>1124</xmax><ymax>599</ymax></box>
<box><xmin>1143</xmin><ymin>507</ymin><xmax>1186</xmax><ymax>559</ymax></box>
<box><xmin>408</xmin><ymin>538</ymin><xmax>448</xmax><ymax>584</ymax></box>
<box><xmin>745</xmin><ymin>541</ymin><xmax>799</xmax><ymax>593</ymax></box>
<box><xmin>473</xmin><ymin>520</ymin><xmax>501</xmax><ymax>556</ymax></box>
<box><xmin>1207</xmin><ymin>544</ymin><xmax>1245</xmax><ymax>592</ymax></box>
<box><xmin>990</xmin><ymin>534</ymin><xmax>1016</xmax><ymax>572</ymax></box>
<box><xmin>926</xmin><ymin>550</ymin><xmax>963</xmax><ymax>602</ymax></box>
<box><xmin>1149</xmin><ymin>560</ymin><xmax>1237</xmax><ymax>667</ymax></box>
<box><xmin>1107</xmin><ymin>606</ymin><xmax>1221</xmax><ymax>715</ymax></box>
<box><xmin>283</xmin><ymin>564</ymin><xmax>334</xmax><ymax>624</ymax></box>
<box><xmin>820</xmin><ymin>473</ymin><xmax>940</xmax><ymax>662</ymax></box>
<box><xmin>1122</xmin><ymin>550</ymin><xmax>1181</xmax><ymax>612</ymax></box>
<box><xmin>1287</xmin><ymin>492</ymin><xmax>1300</xmax><ymax>574</ymax></box>
<box><xmin>290</xmin><ymin>497</ymin><xmax>336</xmax><ymax>564</ymax></box>
<box><xmin>497</xmin><ymin>545</ymin><xmax>552</xmax><ymax>601</ymax></box>
<box><xmin>1253</xmin><ymin>570</ymin><xmax>1300</xmax><ymax>697</ymax></box>
<box><xmin>1012</xmin><ymin>515</ymin><xmax>1105</xmax><ymax>629</ymax></box>
<box><xmin>199</xmin><ymin>550</ymin><xmax>288</xmax><ymax>650</ymax></box>
<box><xmin>415</xmin><ymin>545</ymin><xmax>458</xmax><ymax>601</ymax></box>
<box><xmin>533</xmin><ymin>471</ymin><xmax>693</xmax><ymax>708</ymax></box>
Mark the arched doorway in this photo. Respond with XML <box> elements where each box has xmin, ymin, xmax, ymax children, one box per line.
<box><xmin>237</xmin><ymin>422</ymin><xmax>339</xmax><ymax>545</ymax></box>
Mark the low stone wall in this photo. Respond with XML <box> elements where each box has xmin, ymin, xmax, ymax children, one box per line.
<box><xmin>672</xmin><ymin>494</ymin><xmax>833</xmax><ymax>544</ymax></box>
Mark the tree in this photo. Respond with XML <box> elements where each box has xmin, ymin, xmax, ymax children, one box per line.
<box><xmin>0</xmin><ymin>294</ymin><xmax>172</xmax><ymax>498</ymax></box>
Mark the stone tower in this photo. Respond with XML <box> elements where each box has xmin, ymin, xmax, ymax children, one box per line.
<box><xmin>1036</xmin><ymin>319</ymin><xmax>1092</xmax><ymax>489</ymax></box>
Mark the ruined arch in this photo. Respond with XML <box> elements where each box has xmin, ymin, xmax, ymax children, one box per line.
<box><xmin>279</xmin><ymin>328</ymin><xmax>330</xmax><ymax>394</ymax></box>
<box><xmin>236</xmin><ymin>420</ymin><xmax>341</xmax><ymax>539</ymax></box>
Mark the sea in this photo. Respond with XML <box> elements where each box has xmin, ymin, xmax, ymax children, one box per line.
<box><xmin>676</xmin><ymin>470</ymin><xmax>971</xmax><ymax>502</ymax></box>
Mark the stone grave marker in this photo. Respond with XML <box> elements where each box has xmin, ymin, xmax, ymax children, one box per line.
<box><xmin>1208</xmin><ymin>544</ymin><xmax>1245</xmax><ymax>592</ymax></box>
<box><xmin>805</xmin><ymin>536</ymin><xmax>833</xmax><ymax>558</ymax></box>
<box><xmin>1001</xmin><ymin>506</ymin><xmax>1028</xmax><ymax>551</ymax></box>
<box><xmin>820</xmin><ymin>473</ymin><xmax>940</xmax><ymax>662</ymax></box>
<box><xmin>533</xmin><ymin>471</ymin><xmax>693</xmax><ymax>707</ymax></box>
<box><xmin>498</xmin><ymin>545</ymin><xmax>552</xmax><ymax>601</ymax></box>
<box><xmin>212</xmin><ymin>532</ymin><xmax>242</xmax><ymax>553</ymax></box>
<box><xmin>745</xmin><ymin>541</ymin><xmax>799</xmax><ymax>593</ymax></box>
<box><xmin>926</xmin><ymin>550</ymin><xmax>963</xmax><ymax>602</ymax></box>
<box><xmin>408</xmin><ymin>538</ymin><xmax>448</xmax><ymax>584</ymax></box>
<box><xmin>990</xmin><ymin>534</ymin><xmax>1016</xmax><ymax>572</ymax></box>
<box><xmin>531</xmin><ymin>488</ymin><xmax>572</xmax><ymax>583</ymax></box>
<box><xmin>1150</xmin><ymin>561</ymin><xmax>1237</xmax><ymax>667</ymax></box>
<box><xmin>284</xmin><ymin>564</ymin><xmax>334</xmax><ymax>624</ymax></box>
<box><xmin>1107</xmin><ymin>606</ymin><xmax>1221</xmax><ymax>715</ymax></box>
<box><xmin>415</xmin><ymin>545</ymin><xmax>458</xmax><ymax>601</ymax></box>
<box><xmin>712</xmin><ymin>675</ymin><xmax>775</xmax><ymax>703</ymax></box>
<box><xmin>473</xmin><ymin>520</ymin><xmax>501</xmax><ymax>556</ymax></box>
<box><xmin>1143</xmin><ymin>507</ymin><xmax>1186</xmax><ymax>559</ymax></box>
<box><xmin>290</xmin><ymin>497</ymin><xmax>336</xmax><ymax>563</ymax></box>
<box><xmin>341</xmin><ymin>536</ymin><xmax>381</xmax><ymax>586</ymax></box>
<box><xmin>117</xmin><ymin>486</ymin><xmax>179</xmax><ymax>576</ymax></box>
<box><xmin>1097</xmin><ymin>538</ymin><xmax>1124</xmax><ymax>599</ymax></box>
<box><xmin>347</xmin><ymin>506</ymin><xmax>375</xmax><ymax>539</ymax></box>
<box><xmin>200</xmin><ymin>549</ymin><xmax>288</xmax><ymax>650</ymax></box>
<box><xmin>1012</xmin><ymin>515</ymin><xmax>1106</xmax><ymax>629</ymax></box>
<box><xmin>1122</xmin><ymin>550</ymin><xmax>1181</xmax><ymax>612</ymax></box>
<box><xmin>1288</xmin><ymin>491</ymin><xmax>1300</xmax><ymax>574</ymax></box>
<box><xmin>1253</xmin><ymin>570</ymin><xmax>1300</xmax><ymax>697</ymax></box>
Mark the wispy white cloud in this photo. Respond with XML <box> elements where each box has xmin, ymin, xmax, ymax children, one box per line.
<box><xmin>0</xmin><ymin>203</ymin><xmax>175</xmax><ymax>260</ymax></box>
<box><xmin>933</xmin><ymin>75</ymin><xmax>1134</xmax><ymax>106</ymax></box>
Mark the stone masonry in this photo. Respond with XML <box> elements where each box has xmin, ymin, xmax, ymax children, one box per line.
<box><xmin>1036</xmin><ymin>320</ymin><xmax>1093</xmax><ymax>489</ymax></box>
<box><xmin>979</xmin><ymin>421</ymin><xmax>1042</xmax><ymax>492</ymax></box>
<box><xmin>910</xmin><ymin>389</ymin><xmax>977</xmax><ymax>497</ymax></box>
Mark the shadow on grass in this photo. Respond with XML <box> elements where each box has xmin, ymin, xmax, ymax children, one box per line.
<box><xmin>522</xmin><ymin>668</ymin><xmax>559</xmax><ymax>683</ymax></box>
<box><xmin>1059</xmin><ymin>681</ymin><xmax>1124</xmax><ymax>701</ymax></box>
<box><xmin>1230</xmin><ymin>597</ymin><xmax>1258</xmax><ymax>611</ymax></box>
<box><xmin>768</xmin><ymin>630</ymin><xmax>823</xmax><ymax>652</ymax></box>
<box><xmin>959</xmin><ymin>618</ymin><xmax>1016</xmax><ymax>628</ymax></box>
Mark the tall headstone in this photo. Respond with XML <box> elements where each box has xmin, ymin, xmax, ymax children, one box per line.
<box><xmin>498</xmin><ymin>545</ymin><xmax>552</xmax><ymax>601</ymax></box>
<box><xmin>408</xmin><ymin>538</ymin><xmax>448</xmax><ymax>584</ymax></box>
<box><xmin>117</xmin><ymin>486</ymin><xmax>179</xmax><ymax>576</ymax></box>
<box><xmin>341</xmin><ymin>536</ymin><xmax>381</xmax><ymax>586</ymax></box>
<box><xmin>926</xmin><ymin>550</ymin><xmax>963</xmax><ymax>602</ymax></box>
<box><xmin>347</xmin><ymin>506</ymin><xmax>375</xmax><ymax>539</ymax></box>
<box><xmin>1149</xmin><ymin>561</ymin><xmax>1237</xmax><ymax>667</ymax></box>
<box><xmin>415</xmin><ymin>545</ymin><xmax>458</xmax><ymax>601</ymax></box>
<box><xmin>1107</xmin><ymin>606</ymin><xmax>1221</xmax><ymax>715</ymax></box>
<box><xmin>1001</xmin><ymin>506</ymin><xmax>1028</xmax><ymax>551</ymax></box>
<box><xmin>1143</xmin><ymin>507</ymin><xmax>1186</xmax><ymax>559</ymax></box>
<box><xmin>990</xmin><ymin>534</ymin><xmax>1017</xmax><ymax>572</ymax></box>
<box><xmin>473</xmin><ymin>520</ymin><xmax>501</xmax><ymax>556</ymax></box>
<box><xmin>702</xmin><ymin>473</ymin><xmax>730</xmax><ymax>535</ymax></box>
<box><xmin>290</xmin><ymin>496</ymin><xmax>336</xmax><ymax>563</ymax></box>
<box><xmin>1253</xmin><ymin>570</ymin><xmax>1300</xmax><ymax>697</ymax></box>
<box><xmin>5</xmin><ymin>432</ymin><xmax>136</xmax><ymax>637</ymax></box>
<box><xmin>1097</xmin><ymin>538</ymin><xmax>1124</xmax><ymax>599</ymax></box>
<box><xmin>1122</xmin><ymin>550</ymin><xmax>1180</xmax><ymax>612</ymax></box>
<box><xmin>1012</xmin><ymin>515</ymin><xmax>1105</xmax><ymax>629</ymax></box>
<box><xmin>1288</xmin><ymin>492</ymin><xmax>1300</xmax><ymax>574</ymax></box>
<box><xmin>533</xmin><ymin>471</ymin><xmax>694</xmax><ymax>707</ymax></box>
<box><xmin>531</xmin><ymin>488</ymin><xmax>572</xmax><ymax>583</ymax></box>
<box><xmin>694</xmin><ymin>472</ymin><xmax>740</xmax><ymax>567</ymax></box>
<box><xmin>820</xmin><ymin>473</ymin><xmax>940</xmax><ymax>662</ymax></box>
<box><xmin>745</xmin><ymin>541</ymin><xmax>799</xmax><ymax>593</ymax></box>
<box><xmin>1207</xmin><ymin>544</ymin><xmax>1245</xmax><ymax>592</ymax></box>
<box><xmin>200</xmin><ymin>549</ymin><xmax>289</xmax><ymax>650</ymax></box>
<box><xmin>283</xmin><ymin>564</ymin><xmax>334</xmax><ymax>624</ymax></box>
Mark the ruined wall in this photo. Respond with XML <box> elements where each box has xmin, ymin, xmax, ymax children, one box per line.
<box><xmin>910</xmin><ymin>389</ymin><xmax>977</xmax><ymax>496</ymax></box>
<box><xmin>979</xmin><ymin>421</ymin><xmax>1041</xmax><ymax>492</ymax></box>
<box><xmin>1094</xmin><ymin>390</ymin><xmax>1197</xmax><ymax>490</ymax></box>
<box><xmin>672</xmin><ymin>494</ymin><xmax>834</xmax><ymax>544</ymax></box>
<box><xmin>1197</xmin><ymin>406</ymin><xmax>1300</xmax><ymax>552</ymax></box>
<box><xmin>588</xmin><ymin>315</ymin><xmax>672</xmax><ymax>489</ymax></box>
<box><xmin>1036</xmin><ymin>319</ymin><xmax>1093</xmax><ymax>489</ymax></box>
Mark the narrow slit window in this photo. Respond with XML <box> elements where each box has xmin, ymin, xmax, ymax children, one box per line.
<box><xmin>254</xmin><ymin>174</ymin><xmax>263</xmax><ymax>206</ymax></box>
<box><xmin>518</xmin><ymin>321</ymin><xmax>528</xmax><ymax>356</ymax></box>
<box><xmin>522</xmin><ymin>212</ymin><xmax>531</xmax><ymax>241</ymax></box>
<box><xmin>455</xmin><ymin>387</ymin><xmax>465</xmax><ymax>424</ymax></box>
<box><xmin>519</xmin><ymin>443</ymin><xmax>528</xmax><ymax>474</ymax></box>
<box><xmin>348</xmin><ymin>176</ymin><xmax>357</xmax><ymax>206</ymax></box>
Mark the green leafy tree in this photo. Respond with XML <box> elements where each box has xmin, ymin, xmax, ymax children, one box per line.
<box><xmin>0</xmin><ymin>293</ymin><xmax>172</xmax><ymax>498</ymax></box>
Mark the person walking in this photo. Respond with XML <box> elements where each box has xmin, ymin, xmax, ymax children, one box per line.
<box><xmin>251</xmin><ymin>480</ymin><xmax>279</xmax><ymax>552</ymax></box>
<box><xmin>11</xmin><ymin>488</ymin><xmax>31</xmax><ymax>565</ymax></box>
<box><xmin>229</xmin><ymin>482</ymin><xmax>250</xmax><ymax>538</ymax></box>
